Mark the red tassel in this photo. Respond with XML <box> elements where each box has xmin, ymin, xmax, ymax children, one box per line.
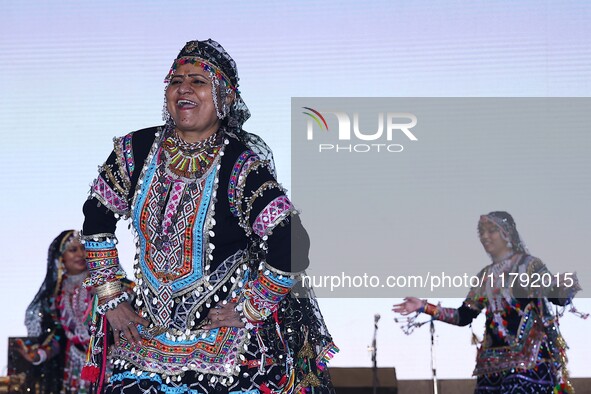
<box><xmin>81</xmin><ymin>364</ymin><xmax>100</xmax><ymax>382</ymax></box>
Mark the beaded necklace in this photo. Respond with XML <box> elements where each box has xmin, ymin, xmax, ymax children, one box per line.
<box><xmin>162</xmin><ymin>130</ymin><xmax>222</xmax><ymax>180</ymax></box>
<box><xmin>59</xmin><ymin>272</ymin><xmax>92</xmax><ymax>343</ymax></box>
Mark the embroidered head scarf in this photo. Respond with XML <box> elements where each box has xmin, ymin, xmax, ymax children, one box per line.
<box><xmin>163</xmin><ymin>39</ymin><xmax>249</xmax><ymax>128</ymax></box>
<box><xmin>25</xmin><ymin>230</ymin><xmax>79</xmax><ymax>337</ymax></box>
<box><xmin>162</xmin><ymin>39</ymin><xmax>276</xmax><ymax>174</ymax></box>
<box><xmin>478</xmin><ymin>211</ymin><xmax>528</xmax><ymax>254</ymax></box>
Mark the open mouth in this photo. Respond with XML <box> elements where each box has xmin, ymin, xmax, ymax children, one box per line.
<box><xmin>177</xmin><ymin>99</ymin><xmax>197</xmax><ymax>108</ymax></box>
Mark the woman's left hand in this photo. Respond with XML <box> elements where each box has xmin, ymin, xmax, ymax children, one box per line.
<box><xmin>392</xmin><ymin>297</ymin><xmax>424</xmax><ymax>315</ymax></box>
<box><xmin>202</xmin><ymin>302</ymin><xmax>245</xmax><ymax>329</ymax></box>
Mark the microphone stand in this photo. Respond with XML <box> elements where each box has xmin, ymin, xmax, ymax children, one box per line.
<box><xmin>430</xmin><ymin>319</ymin><xmax>438</xmax><ymax>394</ymax></box>
<box><xmin>371</xmin><ymin>315</ymin><xmax>380</xmax><ymax>394</ymax></box>
<box><xmin>394</xmin><ymin>312</ymin><xmax>438</xmax><ymax>394</ymax></box>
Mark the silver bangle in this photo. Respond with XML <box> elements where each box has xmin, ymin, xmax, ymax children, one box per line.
<box><xmin>32</xmin><ymin>348</ymin><xmax>47</xmax><ymax>365</ymax></box>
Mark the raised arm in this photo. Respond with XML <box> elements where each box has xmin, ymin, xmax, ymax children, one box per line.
<box><xmin>393</xmin><ymin>296</ymin><xmax>482</xmax><ymax>326</ymax></box>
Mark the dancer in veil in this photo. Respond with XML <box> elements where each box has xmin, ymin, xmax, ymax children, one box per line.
<box><xmin>19</xmin><ymin>230</ymin><xmax>92</xmax><ymax>393</ymax></box>
<box><xmin>81</xmin><ymin>39</ymin><xmax>337</xmax><ymax>393</ymax></box>
<box><xmin>393</xmin><ymin>211</ymin><xmax>582</xmax><ymax>394</ymax></box>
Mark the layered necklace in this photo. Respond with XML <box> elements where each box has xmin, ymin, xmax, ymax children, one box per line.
<box><xmin>161</xmin><ymin>130</ymin><xmax>222</xmax><ymax>180</ymax></box>
<box><xmin>59</xmin><ymin>272</ymin><xmax>92</xmax><ymax>343</ymax></box>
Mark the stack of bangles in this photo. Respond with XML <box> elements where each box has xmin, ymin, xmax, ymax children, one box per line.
<box><xmin>241</xmin><ymin>299</ymin><xmax>264</xmax><ymax>323</ymax></box>
<box><xmin>95</xmin><ymin>281</ymin><xmax>129</xmax><ymax>314</ymax></box>
<box><xmin>238</xmin><ymin>299</ymin><xmax>268</xmax><ymax>330</ymax></box>
<box><xmin>419</xmin><ymin>300</ymin><xmax>439</xmax><ymax>316</ymax></box>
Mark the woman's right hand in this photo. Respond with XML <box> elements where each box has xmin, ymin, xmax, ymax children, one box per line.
<box><xmin>14</xmin><ymin>339</ymin><xmax>39</xmax><ymax>364</ymax></box>
<box><xmin>105</xmin><ymin>302</ymin><xmax>150</xmax><ymax>346</ymax></box>
<box><xmin>392</xmin><ymin>297</ymin><xmax>424</xmax><ymax>316</ymax></box>
<box><xmin>202</xmin><ymin>302</ymin><xmax>246</xmax><ymax>330</ymax></box>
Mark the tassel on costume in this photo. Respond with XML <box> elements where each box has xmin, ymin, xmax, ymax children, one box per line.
<box><xmin>81</xmin><ymin>294</ymin><xmax>109</xmax><ymax>388</ymax></box>
<box><xmin>316</xmin><ymin>344</ymin><xmax>339</xmax><ymax>371</ymax></box>
<box><xmin>81</xmin><ymin>364</ymin><xmax>100</xmax><ymax>381</ymax></box>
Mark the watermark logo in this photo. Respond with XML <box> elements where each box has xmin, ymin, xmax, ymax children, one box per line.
<box><xmin>302</xmin><ymin>107</ymin><xmax>329</xmax><ymax>132</ymax></box>
<box><xmin>302</xmin><ymin>107</ymin><xmax>418</xmax><ymax>153</ymax></box>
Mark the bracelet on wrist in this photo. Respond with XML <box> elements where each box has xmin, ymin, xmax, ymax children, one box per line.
<box><xmin>418</xmin><ymin>299</ymin><xmax>427</xmax><ymax>313</ymax></box>
<box><xmin>423</xmin><ymin>302</ymin><xmax>438</xmax><ymax>316</ymax></box>
<box><xmin>96</xmin><ymin>292</ymin><xmax>129</xmax><ymax>314</ymax></box>
<box><xmin>96</xmin><ymin>281</ymin><xmax>122</xmax><ymax>300</ymax></box>
<box><xmin>98</xmin><ymin>292</ymin><xmax>124</xmax><ymax>306</ymax></box>
<box><xmin>242</xmin><ymin>299</ymin><xmax>262</xmax><ymax>322</ymax></box>
<box><xmin>32</xmin><ymin>348</ymin><xmax>47</xmax><ymax>366</ymax></box>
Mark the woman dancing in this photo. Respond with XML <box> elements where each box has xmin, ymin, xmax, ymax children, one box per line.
<box><xmin>20</xmin><ymin>230</ymin><xmax>92</xmax><ymax>393</ymax></box>
<box><xmin>393</xmin><ymin>211</ymin><xmax>581</xmax><ymax>393</ymax></box>
<box><xmin>81</xmin><ymin>39</ymin><xmax>336</xmax><ymax>393</ymax></box>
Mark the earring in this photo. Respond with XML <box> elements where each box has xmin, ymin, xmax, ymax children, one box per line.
<box><xmin>56</xmin><ymin>257</ymin><xmax>65</xmax><ymax>276</ymax></box>
<box><xmin>506</xmin><ymin>241</ymin><xmax>513</xmax><ymax>249</ymax></box>
<box><xmin>211</xmin><ymin>79</ymin><xmax>224</xmax><ymax>120</ymax></box>
<box><xmin>162</xmin><ymin>90</ymin><xmax>172</xmax><ymax>123</ymax></box>
<box><xmin>162</xmin><ymin>106</ymin><xmax>172</xmax><ymax>123</ymax></box>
